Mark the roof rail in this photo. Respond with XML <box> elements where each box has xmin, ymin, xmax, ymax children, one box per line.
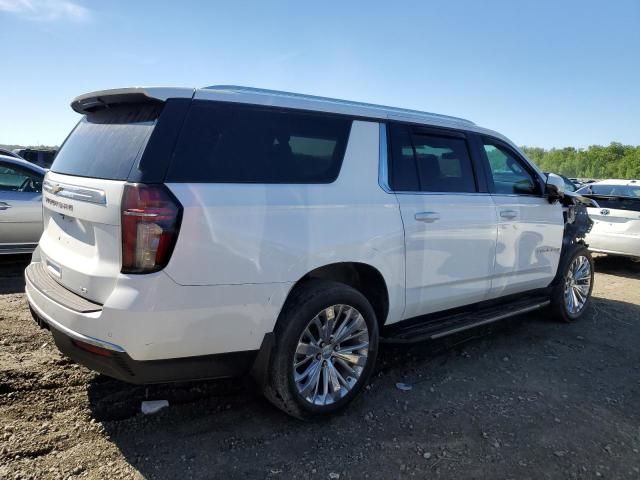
<box><xmin>202</xmin><ymin>85</ymin><xmax>475</xmax><ymax>126</ymax></box>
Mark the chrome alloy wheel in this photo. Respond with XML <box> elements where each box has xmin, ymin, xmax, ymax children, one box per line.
<box><xmin>293</xmin><ymin>304</ymin><xmax>370</xmax><ymax>406</ymax></box>
<box><xmin>564</xmin><ymin>255</ymin><xmax>592</xmax><ymax>315</ymax></box>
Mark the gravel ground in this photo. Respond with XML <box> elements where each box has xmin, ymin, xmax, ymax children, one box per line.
<box><xmin>1</xmin><ymin>254</ymin><xmax>639</xmax><ymax>479</ymax></box>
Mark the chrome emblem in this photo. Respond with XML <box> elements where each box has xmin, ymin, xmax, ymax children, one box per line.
<box><xmin>600</xmin><ymin>208</ymin><xmax>610</xmax><ymax>216</ymax></box>
<box><xmin>51</xmin><ymin>184</ymin><xmax>63</xmax><ymax>194</ymax></box>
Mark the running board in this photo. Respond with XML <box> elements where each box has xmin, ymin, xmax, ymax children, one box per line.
<box><xmin>382</xmin><ymin>297</ymin><xmax>550</xmax><ymax>344</ymax></box>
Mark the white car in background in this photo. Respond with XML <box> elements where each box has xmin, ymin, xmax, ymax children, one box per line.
<box><xmin>577</xmin><ymin>179</ymin><xmax>640</xmax><ymax>259</ymax></box>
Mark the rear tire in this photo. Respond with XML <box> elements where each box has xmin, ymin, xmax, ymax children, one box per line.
<box><xmin>263</xmin><ymin>280</ymin><xmax>378</xmax><ymax>419</ymax></box>
<box><xmin>550</xmin><ymin>244</ymin><xmax>594</xmax><ymax>322</ymax></box>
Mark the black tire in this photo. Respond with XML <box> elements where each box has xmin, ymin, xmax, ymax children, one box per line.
<box><xmin>263</xmin><ymin>279</ymin><xmax>379</xmax><ymax>419</ymax></box>
<box><xmin>550</xmin><ymin>244</ymin><xmax>594</xmax><ymax>322</ymax></box>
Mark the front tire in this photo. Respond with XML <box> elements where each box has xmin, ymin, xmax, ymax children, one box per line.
<box><xmin>263</xmin><ymin>280</ymin><xmax>378</xmax><ymax>419</ymax></box>
<box><xmin>550</xmin><ymin>245</ymin><xmax>594</xmax><ymax>322</ymax></box>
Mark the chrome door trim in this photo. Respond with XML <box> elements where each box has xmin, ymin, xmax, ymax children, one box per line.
<box><xmin>43</xmin><ymin>179</ymin><xmax>106</xmax><ymax>205</ymax></box>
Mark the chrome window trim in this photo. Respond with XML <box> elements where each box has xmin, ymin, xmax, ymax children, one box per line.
<box><xmin>43</xmin><ymin>179</ymin><xmax>106</xmax><ymax>205</ymax></box>
<box><xmin>393</xmin><ymin>191</ymin><xmax>493</xmax><ymax>197</ymax></box>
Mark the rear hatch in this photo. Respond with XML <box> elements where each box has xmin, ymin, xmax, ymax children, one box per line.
<box><xmin>585</xmin><ymin>195</ymin><xmax>640</xmax><ymax>236</ymax></box>
<box><xmin>39</xmin><ymin>102</ymin><xmax>164</xmax><ymax>304</ymax></box>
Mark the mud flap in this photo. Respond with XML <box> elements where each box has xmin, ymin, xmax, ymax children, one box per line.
<box><xmin>250</xmin><ymin>332</ymin><xmax>276</xmax><ymax>387</ymax></box>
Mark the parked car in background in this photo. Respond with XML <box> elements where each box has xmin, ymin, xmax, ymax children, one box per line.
<box><xmin>12</xmin><ymin>148</ymin><xmax>57</xmax><ymax>168</ymax></box>
<box><xmin>0</xmin><ymin>155</ymin><xmax>45</xmax><ymax>254</ymax></box>
<box><xmin>0</xmin><ymin>148</ymin><xmax>23</xmax><ymax>159</ymax></box>
<box><xmin>26</xmin><ymin>86</ymin><xmax>594</xmax><ymax>419</ymax></box>
<box><xmin>577</xmin><ymin>179</ymin><xmax>640</xmax><ymax>259</ymax></box>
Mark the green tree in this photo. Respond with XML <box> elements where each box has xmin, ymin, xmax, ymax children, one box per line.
<box><xmin>521</xmin><ymin>143</ymin><xmax>640</xmax><ymax>179</ymax></box>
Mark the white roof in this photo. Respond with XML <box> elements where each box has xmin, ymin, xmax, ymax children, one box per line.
<box><xmin>198</xmin><ymin>85</ymin><xmax>475</xmax><ymax>126</ymax></box>
<box><xmin>72</xmin><ymin>85</ymin><xmax>480</xmax><ymax>130</ymax></box>
<box><xmin>590</xmin><ymin>179</ymin><xmax>639</xmax><ymax>186</ymax></box>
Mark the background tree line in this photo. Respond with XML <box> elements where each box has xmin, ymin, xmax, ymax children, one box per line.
<box><xmin>521</xmin><ymin>142</ymin><xmax>640</xmax><ymax>179</ymax></box>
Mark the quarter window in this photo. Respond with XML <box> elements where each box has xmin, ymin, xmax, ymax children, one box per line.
<box><xmin>167</xmin><ymin>102</ymin><xmax>352</xmax><ymax>183</ymax></box>
<box><xmin>483</xmin><ymin>140</ymin><xmax>540</xmax><ymax>195</ymax></box>
<box><xmin>389</xmin><ymin>125</ymin><xmax>477</xmax><ymax>193</ymax></box>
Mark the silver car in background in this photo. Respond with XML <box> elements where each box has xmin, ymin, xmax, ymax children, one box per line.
<box><xmin>0</xmin><ymin>155</ymin><xmax>46</xmax><ymax>254</ymax></box>
<box><xmin>577</xmin><ymin>179</ymin><xmax>640</xmax><ymax>260</ymax></box>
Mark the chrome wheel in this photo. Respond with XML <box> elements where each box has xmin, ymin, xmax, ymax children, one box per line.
<box><xmin>293</xmin><ymin>304</ymin><xmax>370</xmax><ymax>406</ymax></box>
<box><xmin>564</xmin><ymin>255</ymin><xmax>592</xmax><ymax>315</ymax></box>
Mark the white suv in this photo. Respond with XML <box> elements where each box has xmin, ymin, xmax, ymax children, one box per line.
<box><xmin>26</xmin><ymin>86</ymin><xmax>594</xmax><ymax>418</ymax></box>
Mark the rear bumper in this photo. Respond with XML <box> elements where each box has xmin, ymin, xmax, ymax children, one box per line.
<box><xmin>25</xmin><ymin>260</ymin><xmax>290</xmax><ymax>375</ymax></box>
<box><xmin>586</xmin><ymin>232</ymin><xmax>640</xmax><ymax>258</ymax></box>
<box><xmin>29</xmin><ymin>304</ymin><xmax>258</xmax><ymax>383</ymax></box>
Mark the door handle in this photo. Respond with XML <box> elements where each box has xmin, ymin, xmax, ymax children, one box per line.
<box><xmin>415</xmin><ymin>211</ymin><xmax>440</xmax><ymax>223</ymax></box>
<box><xmin>0</xmin><ymin>202</ymin><xmax>11</xmax><ymax>210</ymax></box>
<box><xmin>499</xmin><ymin>209</ymin><xmax>518</xmax><ymax>220</ymax></box>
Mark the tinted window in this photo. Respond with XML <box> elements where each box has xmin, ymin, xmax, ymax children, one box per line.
<box><xmin>0</xmin><ymin>163</ymin><xmax>42</xmax><ymax>192</ymax></box>
<box><xmin>21</xmin><ymin>151</ymin><xmax>37</xmax><ymax>163</ymax></box>
<box><xmin>483</xmin><ymin>140</ymin><xmax>540</xmax><ymax>195</ymax></box>
<box><xmin>41</xmin><ymin>151</ymin><xmax>57</xmax><ymax>167</ymax></box>
<box><xmin>577</xmin><ymin>184</ymin><xmax>640</xmax><ymax>198</ymax></box>
<box><xmin>51</xmin><ymin>103</ymin><xmax>162</xmax><ymax>180</ymax></box>
<box><xmin>167</xmin><ymin>102</ymin><xmax>352</xmax><ymax>183</ymax></box>
<box><xmin>389</xmin><ymin>124</ymin><xmax>477</xmax><ymax>192</ymax></box>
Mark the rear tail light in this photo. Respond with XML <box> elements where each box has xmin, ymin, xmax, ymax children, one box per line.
<box><xmin>121</xmin><ymin>184</ymin><xmax>182</xmax><ymax>273</ymax></box>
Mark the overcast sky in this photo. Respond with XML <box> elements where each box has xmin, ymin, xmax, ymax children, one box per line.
<box><xmin>1</xmin><ymin>0</ymin><xmax>638</xmax><ymax>148</ymax></box>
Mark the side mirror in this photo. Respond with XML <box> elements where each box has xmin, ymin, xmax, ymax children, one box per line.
<box><xmin>546</xmin><ymin>173</ymin><xmax>565</xmax><ymax>201</ymax></box>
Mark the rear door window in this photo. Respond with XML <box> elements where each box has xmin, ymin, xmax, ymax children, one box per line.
<box><xmin>389</xmin><ymin>124</ymin><xmax>477</xmax><ymax>193</ymax></box>
<box><xmin>167</xmin><ymin>101</ymin><xmax>352</xmax><ymax>183</ymax></box>
<box><xmin>51</xmin><ymin>103</ymin><xmax>162</xmax><ymax>180</ymax></box>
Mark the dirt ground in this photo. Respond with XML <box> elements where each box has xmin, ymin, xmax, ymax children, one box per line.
<box><xmin>1</xmin><ymin>254</ymin><xmax>639</xmax><ymax>479</ymax></box>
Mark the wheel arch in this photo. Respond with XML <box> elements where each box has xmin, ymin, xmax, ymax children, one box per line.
<box><xmin>278</xmin><ymin>262</ymin><xmax>390</xmax><ymax>331</ymax></box>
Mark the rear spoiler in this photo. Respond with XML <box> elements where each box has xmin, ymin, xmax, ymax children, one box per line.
<box><xmin>71</xmin><ymin>87</ymin><xmax>195</xmax><ymax>114</ymax></box>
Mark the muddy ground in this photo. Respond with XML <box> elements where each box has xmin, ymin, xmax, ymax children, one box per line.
<box><xmin>0</xmin><ymin>254</ymin><xmax>639</xmax><ymax>479</ymax></box>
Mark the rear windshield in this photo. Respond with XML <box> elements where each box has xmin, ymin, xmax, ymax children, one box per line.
<box><xmin>166</xmin><ymin>101</ymin><xmax>352</xmax><ymax>183</ymax></box>
<box><xmin>577</xmin><ymin>183</ymin><xmax>640</xmax><ymax>212</ymax></box>
<box><xmin>577</xmin><ymin>184</ymin><xmax>640</xmax><ymax>198</ymax></box>
<box><xmin>51</xmin><ymin>103</ymin><xmax>162</xmax><ymax>180</ymax></box>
